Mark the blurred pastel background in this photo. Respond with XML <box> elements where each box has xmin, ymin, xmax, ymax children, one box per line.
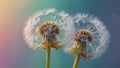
<box><xmin>0</xmin><ymin>0</ymin><xmax>120</xmax><ymax>68</ymax></box>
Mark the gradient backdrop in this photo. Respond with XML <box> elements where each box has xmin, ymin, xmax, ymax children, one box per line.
<box><xmin>0</xmin><ymin>0</ymin><xmax>120</xmax><ymax>68</ymax></box>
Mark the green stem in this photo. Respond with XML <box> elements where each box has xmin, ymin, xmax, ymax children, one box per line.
<box><xmin>73</xmin><ymin>54</ymin><xmax>81</xmax><ymax>68</ymax></box>
<box><xmin>46</xmin><ymin>46</ymin><xmax>51</xmax><ymax>68</ymax></box>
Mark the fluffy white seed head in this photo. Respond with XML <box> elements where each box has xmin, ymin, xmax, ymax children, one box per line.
<box><xmin>23</xmin><ymin>8</ymin><xmax>73</xmax><ymax>50</ymax></box>
<box><xmin>64</xmin><ymin>13</ymin><xmax>110</xmax><ymax>59</ymax></box>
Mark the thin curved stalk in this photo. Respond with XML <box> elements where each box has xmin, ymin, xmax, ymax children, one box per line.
<box><xmin>46</xmin><ymin>46</ymin><xmax>51</xmax><ymax>68</ymax></box>
<box><xmin>73</xmin><ymin>54</ymin><xmax>81</xmax><ymax>68</ymax></box>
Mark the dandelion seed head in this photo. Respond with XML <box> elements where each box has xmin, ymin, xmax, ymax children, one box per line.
<box><xmin>23</xmin><ymin>8</ymin><xmax>72</xmax><ymax>50</ymax></box>
<box><xmin>64</xmin><ymin>13</ymin><xmax>110</xmax><ymax>59</ymax></box>
<box><xmin>39</xmin><ymin>22</ymin><xmax>59</xmax><ymax>37</ymax></box>
<box><xmin>74</xmin><ymin>29</ymin><xmax>93</xmax><ymax>43</ymax></box>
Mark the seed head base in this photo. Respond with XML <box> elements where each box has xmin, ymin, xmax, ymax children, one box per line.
<box><xmin>37</xmin><ymin>22</ymin><xmax>62</xmax><ymax>50</ymax></box>
<box><xmin>69</xmin><ymin>29</ymin><xmax>93</xmax><ymax>60</ymax></box>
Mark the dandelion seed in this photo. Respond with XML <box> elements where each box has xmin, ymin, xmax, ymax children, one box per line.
<box><xmin>23</xmin><ymin>8</ymin><xmax>72</xmax><ymax>68</ymax></box>
<box><xmin>23</xmin><ymin>8</ymin><xmax>72</xmax><ymax>50</ymax></box>
<box><xmin>64</xmin><ymin>13</ymin><xmax>110</xmax><ymax>68</ymax></box>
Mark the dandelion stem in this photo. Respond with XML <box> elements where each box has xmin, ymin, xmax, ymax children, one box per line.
<box><xmin>46</xmin><ymin>45</ymin><xmax>51</xmax><ymax>68</ymax></box>
<box><xmin>73</xmin><ymin>54</ymin><xmax>81</xmax><ymax>68</ymax></box>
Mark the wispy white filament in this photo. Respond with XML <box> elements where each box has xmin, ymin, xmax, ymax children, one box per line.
<box><xmin>23</xmin><ymin>8</ymin><xmax>73</xmax><ymax>49</ymax></box>
<box><xmin>64</xmin><ymin>13</ymin><xmax>110</xmax><ymax>59</ymax></box>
